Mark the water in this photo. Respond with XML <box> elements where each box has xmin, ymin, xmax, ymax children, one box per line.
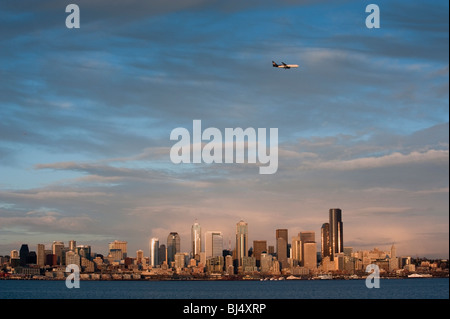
<box><xmin>0</xmin><ymin>278</ymin><xmax>448</xmax><ymax>299</ymax></box>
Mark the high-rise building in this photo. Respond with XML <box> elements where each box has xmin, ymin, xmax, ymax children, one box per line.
<box><xmin>300</xmin><ymin>231</ymin><xmax>315</xmax><ymax>265</ymax></box>
<box><xmin>159</xmin><ymin>244</ymin><xmax>167</xmax><ymax>265</ymax></box>
<box><xmin>205</xmin><ymin>231</ymin><xmax>223</xmax><ymax>259</ymax></box>
<box><xmin>260</xmin><ymin>253</ymin><xmax>273</xmax><ymax>273</ymax></box>
<box><xmin>52</xmin><ymin>241</ymin><xmax>64</xmax><ymax>265</ymax></box>
<box><xmin>109</xmin><ymin>240</ymin><xmax>128</xmax><ymax>259</ymax></box>
<box><xmin>150</xmin><ymin>238</ymin><xmax>159</xmax><ymax>267</ymax></box>
<box><xmin>303</xmin><ymin>242</ymin><xmax>317</xmax><ymax>270</ymax></box>
<box><xmin>253</xmin><ymin>240</ymin><xmax>267</xmax><ymax>267</ymax></box>
<box><xmin>37</xmin><ymin>244</ymin><xmax>46</xmax><ymax>267</ymax></box>
<box><xmin>329</xmin><ymin>208</ymin><xmax>344</xmax><ymax>261</ymax></box>
<box><xmin>235</xmin><ymin>220</ymin><xmax>248</xmax><ymax>267</ymax></box>
<box><xmin>136</xmin><ymin>250</ymin><xmax>144</xmax><ymax>264</ymax></box>
<box><xmin>321</xmin><ymin>223</ymin><xmax>331</xmax><ymax>259</ymax></box>
<box><xmin>10</xmin><ymin>250</ymin><xmax>19</xmax><ymax>259</ymax></box>
<box><xmin>69</xmin><ymin>240</ymin><xmax>77</xmax><ymax>251</ymax></box>
<box><xmin>191</xmin><ymin>222</ymin><xmax>202</xmax><ymax>260</ymax></box>
<box><xmin>66</xmin><ymin>250</ymin><xmax>81</xmax><ymax>267</ymax></box>
<box><xmin>276</xmin><ymin>229</ymin><xmax>288</xmax><ymax>269</ymax></box>
<box><xmin>291</xmin><ymin>236</ymin><xmax>302</xmax><ymax>263</ymax></box>
<box><xmin>76</xmin><ymin>245</ymin><xmax>91</xmax><ymax>260</ymax></box>
<box><xmin>167</xmin><ymin>232</ymin><xmax>181</xmax><ymax>264</ymax></box>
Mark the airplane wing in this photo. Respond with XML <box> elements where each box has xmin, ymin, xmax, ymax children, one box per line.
<box><xmin>281</xmin><ymin>62</ymin><xmax>287</xmax><ymax>66</ymax></box>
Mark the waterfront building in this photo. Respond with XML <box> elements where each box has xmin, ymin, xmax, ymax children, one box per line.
<box><xmin>206</xmin><ymin>256</ymin><xmax>224</xmax><ymax>273</ymax></box>
<box><xmin>235</xmin><ymin>220</ymin><xmax>248</xmax><ymax>267</ymax></box>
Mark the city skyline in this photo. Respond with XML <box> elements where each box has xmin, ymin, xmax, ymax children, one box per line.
<box><xmin>0</xmin><ymin>1</ymin><xmax>448</xmax><ymax>260</ymax></box>
<box><xmin>3</xmin><ymin>211</ymin><xmax>446</xmax><ymax>261</ymax></box>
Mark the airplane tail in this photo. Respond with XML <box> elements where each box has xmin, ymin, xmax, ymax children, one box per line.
<box><xmin>272</xmin><ymin>61</ymin><xmax>278</xmax><ymax>67</ymax></box>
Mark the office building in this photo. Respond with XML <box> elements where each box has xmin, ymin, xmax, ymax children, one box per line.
<box><xmin>291</xmin><ymin>236</ymin><xmax>302</xmax><ymax>263</ymax></box>
<box><xmin>150</xmin><ymin>238</ymin><xmax>159</xmax><ymax>267</ymax></box>
<box><xmin>19</xmin><ymin>244</ymin><xmax>29</xmax><ymax>266</ymax></box>
<box><xmin>276</xmin><ymin>229</ymin><xmax>288</xmax><ymax>269</ymax></box>
<box><xmin>109</xmin><ymin>240</ymin><xmax>128</xmax><ymax>259</ymax></box>
<box><xmin>76</xmin><ymin>245</ymin><xmax>91</xmax><ymax>260</ymax></box>
<box><xmin>136</xmin><ymin>250</ymin><xmax>144</xmax><ymax>264</ymax></box>
<box><xmin>52</xmin><ymin>241</ymin><xmax>65</xmax><ymax>265</ymax></box>
<box><xmin>253</xmin><ymin>240</ymin><xmax>267</xmax><ymax>267</ymax></box>
<box><xmin>37</xmin><ymin>244</ymin><xmax>46</xmax><ymax>267</ymax></box>
<box><xmin>321</xmin><ymin>223</ymin><xmax>331</xmax><ymax>259</ymax></box>
<box><xmin>205</xmin><ymin>231</ymin><xmax>223</xmax><ymax>259</ymax></box>
<box><xmin>303</xmin><ymin>242</ymin><xmax>317</xmax><ymax>270</ymax></box>
<box><xmin>191</xmin><ymin>222</ymin><xmax>202</xmax><ymax>260</ymax></box>
<box><xmin>235</xmin><ymin>220</ymin><xmax>248</xmax><ymax>267</ymax></box>
<box><xmin>329</xmin><ymin>208</ymin><xmax>344</xmax><ymax>261</ymax></box>
<box><xmin>69</xmin><ymin>240</ymin><xmax>77</xmax><ymax>251</ymax></box>
<box><xmin>167</xmin><ymin>232</ymin><xmax>181</xmax><ymax>265</ymax></box>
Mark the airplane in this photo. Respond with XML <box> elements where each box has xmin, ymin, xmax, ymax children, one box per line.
<box><xmin>272</xmin><ymin>61</ymin><xmax>299</xmax><ymax>69</ymax></box>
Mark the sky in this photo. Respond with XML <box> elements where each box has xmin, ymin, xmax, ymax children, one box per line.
<box><xmin>0</xmin><ymin>0</ymin><xmax>448</xmax><ymax>259</ymax></box>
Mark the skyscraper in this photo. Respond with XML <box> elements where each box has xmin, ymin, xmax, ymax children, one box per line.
<box><xmin>167</xmin><ymin>232</ymin><xmax>181</xmax><ymax>265</ymax></box>
<box><xmin>253</xmin><ymin>240</ymin><xmax>267</xmax><ymax>267</ymax></box>
<box><xmin>52</xmin><ymin>241</ymin><xmax>65</xmax><ymax>265</ymax></box>
<box><xmin>291</xmin><ymin>236</ymin><xmax>301</xmax><ymax>263</ymax></box>
<box><xmin>37</xmin><ymin>244</ymin><xmax>45</xmax><ymax>267</ymax></box>
<box><xmin>150</xmin><ymin>238</ymin><xmax>159</xmax><ymax>267</ymax></box>
<box><xmin>321</xmin><ymin>223</ymin><xmax>331</xmax><ymax>259</ymax></box>
<box><xmin>19</xmin><ymin>244</ymin><xmax>29</xmax><ymax>266</ymax></box>
<box><xmin>191</xmin><ymin>222</ymin><xmax>202</xmax><ymax>259</ymax></box>
<box><xmin>236</xmin><ymin>220</ymin><xmax>248</xmax><ymax>267</ymax></box>
<box><xmin>303</xmin><ymin>242</ymin><xmax>317</xmax><ymax>270</ymax></box>
<box><xmin>69</xmin><ymin>240</ymin><xmax>77</xmax><ymax>251</ymax></box>
<box><xmin>329</xmin><ymin>208</ymin><xmax>344</xmax><ymax>261</ymax></box>
<box><xmin>205</xmin><ymin>231</ymin><xmax>223</xmax><ymax>259</ymax></box>
<box><xmin>109</xmin><ymin>240</ymin><xmax>128</xmax><ymax>259</ymax></box>
<box><xmin>275</xmin><ymin>229</ymin><xmax>288</xmax><ymax>269</ymax></box>
<box><xmin>300</xmin><ymin>231</ymin><xmax>316</xmax><ymax>266</ymax></box>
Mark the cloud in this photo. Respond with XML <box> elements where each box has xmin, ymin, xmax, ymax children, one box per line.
<box><xmin>301</xmin><ymin>149</ymin><xmax>448</xmax><ymax>171</ymax></box>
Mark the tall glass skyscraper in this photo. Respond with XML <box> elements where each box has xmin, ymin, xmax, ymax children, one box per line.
<box><xmin>191</xmin><ymin>222</ymin><xmax>202</xmax><ymax>260</ymax></box>
<box><xmin>167</xmin><ymin>232</ymin><xmax>180</xmax><ymax>265</ymax></box>
<box><xmin>321</xmin><ymin>223</ymin><xmax>331</xmax><ymax>259</ymax></box>
<box><xmin>205</xmin><ymin>231</ymin><xmax>223</xmax><ymax>259</ymax></box>
<box><xmin>329</xmin><ymin>208</ymin><xmax>344</xmax><ymax>261</ymax></box>
<box><xmin>276</xmin><ymin>229</ymin><xmax>288</xmax><ymax>269</ymax></box>
<box><xmin>150</xmin><ymin>237</ymin><xmax>159</xmax><ymax>267</ymax></box>
<box><xmin>236</xmin><ymin>220</ymin><xmax>248</xmax><ymax>267</ymax></box>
